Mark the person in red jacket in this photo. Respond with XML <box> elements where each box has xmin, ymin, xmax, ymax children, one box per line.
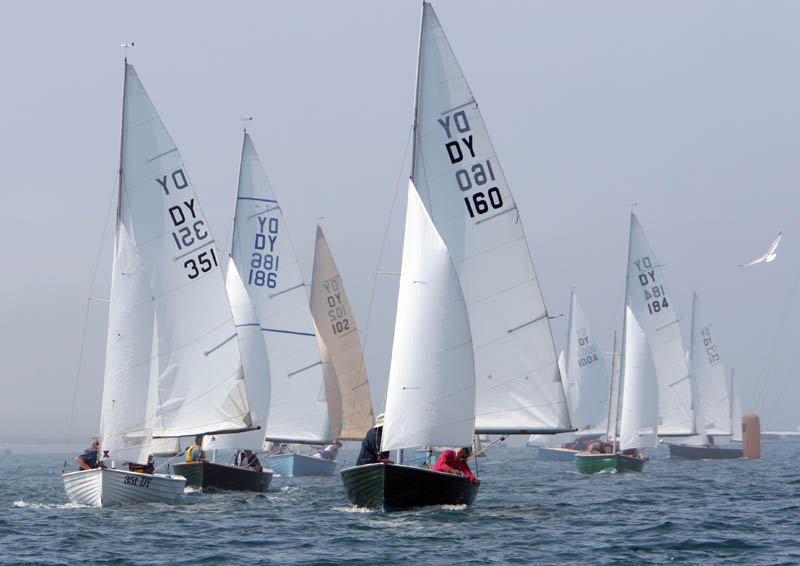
<box><xmin>432</xmin><ymin>446</ymin><xmax>480</xmax><ymax>486</ymax></box>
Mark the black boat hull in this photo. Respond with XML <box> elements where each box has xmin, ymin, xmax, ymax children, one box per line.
<box><xmin>340</xmin><ymin>463</ymin><xmax>479</xmax><ymax>510</ymax></box>
<box><xmin>668</xmin><ymin>443</ymin><xmax>743</xmax><ymax>460</ymax></box>
<box><xmin>173</xmin><ymin>461</ymin><xmax>273</xmax><ymax>492</ymax></box>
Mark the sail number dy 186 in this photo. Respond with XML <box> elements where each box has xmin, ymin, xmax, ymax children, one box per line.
<box><xmin>160</xmin><ymin>169</ymin><xmax>220</xmax><ymax>281</ymax></box>
<box><xmin>632</xmin><ymin>256</ymin><xmax>670</xmax><ymax>315</ymax></box>
<box><xmin>438</xmin><ymin>110</ymin><xmax>504</xmax><ymax>218</ymax></box>
<box><xmin>248</xmin><ymin>216</ymin><xmax>280</xmax><ymax>288</ymax></box>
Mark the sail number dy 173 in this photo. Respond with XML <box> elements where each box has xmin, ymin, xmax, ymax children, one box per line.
<box><xmin>438</xmin><ymin>110</ymin><xmax>504</xmax><ymax>218</ymax></box>
<box><xmin>632</xmin><ymin>256</ymin><xmax>670</xmax><ymax>315</ymax></box>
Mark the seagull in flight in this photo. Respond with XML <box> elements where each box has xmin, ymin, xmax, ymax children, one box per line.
<box><xmin>740</xmin><ymin>232</ymin><xmax>782</xmax><ymax>267</ymax></box>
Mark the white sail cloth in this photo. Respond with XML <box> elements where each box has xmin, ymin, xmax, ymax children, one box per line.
<box><xmin>100</xmin><ymin>64</ymin><xmax>253</xmax><ymax>463</ymax></box>
<box><xmin>411</xmin><ymin>3</ymin><xmax>570</xmax><ymax>434</ymax></box>
<box><xmin>381</xmin><ymin>182</ymin><xmax>475</xmax><ymax>452</ymax></box>
<box><xmin>230</xmin><ymin>133</ymin><xmax>330</xmax><ymax>445</ymax></box>
<box><xmin>625</xmin><ymin>213</ymin><xmax>694</xmax><ymax>436</ymax></box>
<box><xmin>619</xmin><ymin>307</ymin><xmax>659</xmax><ymax>450</ymax></box>
<box><xmin>310</xmin><ymin>225</ymin><xmax>374</xmax><ymax>440</ymax></box>
<box><xmin>562</xmin><ymin>292</ymin><xmax>610</xmax><ymax>435</ymax></box>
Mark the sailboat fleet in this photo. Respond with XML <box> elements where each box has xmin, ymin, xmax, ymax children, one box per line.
<box><xmin>64</xmin><ymin>2</ymin><xmax>759</xmax><ymax>509</ymax></box>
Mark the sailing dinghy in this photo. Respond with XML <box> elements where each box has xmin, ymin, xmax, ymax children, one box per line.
<box><xmin>342</xmin><ymin>2</ymin><xmax>572</xmax><ymax>508</ymax></box>
<box><xmin>63</xmin><ymin>62</ymin><xmax>257</xmax><ymax>505</ymax></box>
<box><xmin>576</xmin><ymin>213</ymin><xmax>678</xmax><ymax>473</ymax></box>
<box><xmin>667</xmin><ymin>291</ymin><xmax>742</xmax><ymax>460</ymax></box>
<box><xmin>340</xmin><ymin>182</ymin><xmax>479</xmax><ymax>510</ymax></box>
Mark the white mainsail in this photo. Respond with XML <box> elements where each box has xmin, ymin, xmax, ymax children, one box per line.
<box><xmin>563</xmin><ymin>292</ymin><xmax>610</xmax><ymax>435</ymax></box>
<box><xmin>411</xmin><ymin>3</ymin><xmax>570</xmax><ymax>434</ymax></box>
<box><xmin>204</xmin><ymin>259</ymin><xmax>271</xmax><ymax>451</ymax></box>
<box><xmin>310</xmin><ymin>225</ymin><xmax>375</xmax><ymax>440</ymax></box>
<box><xmin>619</xmin><ymin>307</ymin><xmax>659</xmax><ymax>450</ymax></box>
<box><xmin>100</xmin><ymin>63</ymin><xmax>253</xmax><ymax>462</ymax></box>
<box><xmin>381</xmin><ymin>182</ymin><xmax>475</xmax><ymax>452</ymax></box>
<box><xmin>626</xmin><ymin>213</ymin><xmax>694</xmax><ymax>436</ymax></box>
<box><xmin>230</xmin><ymin>133</ymin><xmax>330</xmax><ymax>445</ymax></box>
<box><xmin>689</xmin><ymin>291</ymin><xmax>731</xmax><ymax>437</ymax></box>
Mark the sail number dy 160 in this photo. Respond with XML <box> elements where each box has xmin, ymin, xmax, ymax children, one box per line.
<box><xmin>632</xmin><ymin>256</ymin><xmax>670</xmax><ymax>315</ymax></box>
<box><xmin>438</xmin><ymin>110</ymin><xmax>504</xmax><ymax>218</ymax></box>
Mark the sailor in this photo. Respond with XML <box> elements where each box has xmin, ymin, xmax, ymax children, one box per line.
<box><xmin>75</xmin><ymin>436</ymin><xmax>100</xmax><ymax>470</ymax></box>
<box><xmin>233</xmin><ymin>449</ymin><xmax>263</xmax><ymax>472</ymax></box>
<box><xmin>314</xmin><ymin>441</ymin><xmax>342</xmax><ymax>461</ymax></box>
<box><xmin>356</xmin><ymin>413</ymin><xmax>389</xmax><ymax>465</ymax></box>
<box><xmin>186</xmin><ymin>435</ymin><xmax>206</xmax><ymax>462</ymax></box>
<box><xmin>432</xmin><ymin>446</ymin><xmax>480</xmax><ymax>486</ymax></box>
<box><xmin>122</xmin><ymin>454</ymin><xmax>155</xmax><ymax>474</ymax></box>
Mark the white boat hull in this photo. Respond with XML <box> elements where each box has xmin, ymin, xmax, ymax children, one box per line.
<box><xmin>62</xmin><ymin>468</ymin><xmax>186</xmax><ymax>507</ymax></box>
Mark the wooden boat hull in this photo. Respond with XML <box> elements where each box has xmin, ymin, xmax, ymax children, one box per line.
<box><xmin>536</xmin><ymin>447</ymin><xmax>578</xmax><ymax>461</ymax></box>
<box><xmin>340</xmin><ymin>463</ymin><xmax>479</xmax><ymax>510</ymax></box>
<box><xmin>62</xmin><ymin>467</ymin><xmax>186</xmax><ymax>507</ymax></box>
<box><xmin>575</xmin><ymin>453</ymin><xmax>645</xmax><ymax>474</ymax></box>
<box><xmin>268</xmin><ymin>453</ymin><xmax>337</xmax><ymax>477</ymax></box>
<box><xmin>668</xmin><ymin>443</ymin><xmax>743</xmax><ymax>460</ymax></box>
<box><xmin>172</xmin><ymin>461</ymin><xmax>273</xmax><ymax>492</ymax></box>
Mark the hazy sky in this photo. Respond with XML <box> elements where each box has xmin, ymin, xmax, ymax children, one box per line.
<box><xmin>3</xmin><ymin>1</ymin><xmax>800</xmax><ymax>443</ymax></box>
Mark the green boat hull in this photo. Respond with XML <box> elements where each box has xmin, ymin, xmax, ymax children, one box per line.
<box><xmin>575</xmin><ymin>453</ymin><xmax>645</xmax><ymax>474</ymax></box>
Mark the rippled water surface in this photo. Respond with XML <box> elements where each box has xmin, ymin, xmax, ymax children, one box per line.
<box><xmin>2</xmin><ymin>442</ymin><xmax>799</xmax><ymax>565</ymax></box>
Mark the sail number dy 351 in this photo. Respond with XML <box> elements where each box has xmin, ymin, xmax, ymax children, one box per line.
<box><xmin>160</xmin><ymin>168</ymin><xmax>220</xmax><ymax>281</ymax></box>
<box><xmin>438</xmin><ymin>110</ymin><xmax>504</xmax><ymax>218</ymax></box>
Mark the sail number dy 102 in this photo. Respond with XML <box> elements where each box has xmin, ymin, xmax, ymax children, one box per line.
<box><xmin>437</xmin><ymin>110</ymin><xmax>504</xmax><ymax>218</ymax></box>
<box><xmin>632</xmin><ymin>256</ymin><xmax>670</xmax><ymax>315</ymax></box>
<box><xmin>160</xmin><ymin>169</ymin><xmax>220</xmax><ymax>281</ymax></box>
<box><xmin>323</xmin><ymin>278</ymin><xmax>351</xmax><ymax>336</ymax></box>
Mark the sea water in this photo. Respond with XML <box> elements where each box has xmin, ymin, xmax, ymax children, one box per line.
<box><xmin>2</xmin><ymin>441</ymin><xmax>799</xmax><ymax>565</ymax></box>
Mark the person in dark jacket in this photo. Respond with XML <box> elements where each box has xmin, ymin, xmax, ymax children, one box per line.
<box><xmin>75</xmin><ymin>436</ymin><xmax>100</xmax><ymax>470</ymax></box>
<box><xmin>356</xmin><ymin>413</ymin><xmax>390</xmax><ymax>465</ymax></box>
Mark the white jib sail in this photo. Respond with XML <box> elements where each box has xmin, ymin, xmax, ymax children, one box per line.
<box><xmin>411</xmin><ymin>3</ymin><xmax>570</xmax><ymax>434</ymax></box>
<box><xmin>230</xmin><ymin>133</ymin><xmax>330</xmax><ymax>445</ymax></box>
<box><xmin>310</xmin><ymin>225</ymin><xmax>375</xmax><ymax>440</ymax></box>
<box><xmin>204</xmin><ymin>259</ymin><xmax>271</xmax><ymax>451</ymax></box>
<box><xmin>381</xmin><ymin>182</ymin><xmax>475</xmax><ymax>452</ymax></box>
<box><xmin>626</xmin><ymin>213</ymin><xmax>694</xmax><ymax>436</ymax></box>
<box><xmin>689</xmin><ymin>291</ymin><xmax>731</xmax><ymax>437</ymax></box>
<box><xmin>619</xmin><ymin>306</ymin><xmax>659</xmax><ymax>450</ymax></box>
<box><xmin>564</xmin><ymin>292</ymin><xmax>610</xmax><ymax>435</ymax></box>
<box><xmin>606</xmin><ymin>333</ymin><xmax>621</xmax><ymax>444</ymax></box>
<box><xmin>99</xmin><ymin>216</ymin><xmax>157</xmax><ymax>465</ymax></box>
<box><xmin>117</xmin><ymin>64</ymin><xmax>252</xmax><ymax>441</ymax></box>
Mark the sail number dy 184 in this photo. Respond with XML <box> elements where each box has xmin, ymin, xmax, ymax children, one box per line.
<box><xmin>632</xmin><ymin>256</ymin><xmax>670</xmax><ymax>315</ymax></box>
<box><xmin>160</xmin><ymin>169</ymin><xmax>220</xmax><ymax>281</ymax></box>
<box><xmin>438</xmin><ymin>110</ymin><xmax>504</xmax><ymax>218</ymax></box>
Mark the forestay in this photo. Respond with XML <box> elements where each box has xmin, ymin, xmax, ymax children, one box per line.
<box><xmin>230</xmin><ymin>133</ymin><xmax>330</xmax><ymax>445</ymax></box>
<box><xmin>310</xmin><ymin>226</ymin><xmax>374</xmax><ymax>440</ymax></box>
<box><xmin>113</xmin><ymin>64</ymin><xmax>252</xmax><ymax>442</ymax></box>
<box><xmin>689</xmin><ymin>291</ymin><xmax>731</xmax><ymax>437</ymax></box>
<box><xmin>625</xmin><ymin>213</ymin><xmax>694</xmax><ymax>436</ymax></box>
<box><xmin>563</xmin><ymin>292</ymin><xmax>610</xmax><ymax>435</ymax></box>
<box><xmin>381</xmin><ymin>182</ymin><xmax>475</xmax><ymax>452</ymax></box>
<box><xmin>411</xmin><ymin>3</ymin><xmax>570</xmax><ymax>434</ymax></box>
<box><xmin>619</xmin><ymin>307</ymin><xmax>659</xmax><ymax>450</ymax></box>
